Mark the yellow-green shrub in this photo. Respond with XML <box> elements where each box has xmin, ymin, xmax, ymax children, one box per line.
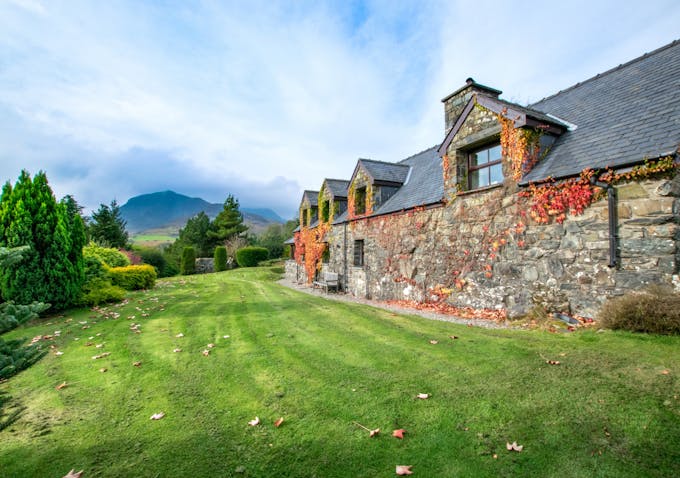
<box><xmin>108</xmin><ymin>264</ymin><xmax>157</xmax><ymax>290</ymax></box>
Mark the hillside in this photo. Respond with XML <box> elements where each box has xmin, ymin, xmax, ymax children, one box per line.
<box><xmin>120</xmin><ymin>190</ymin><xmax>283</xmax><ymax>234</ymax></box>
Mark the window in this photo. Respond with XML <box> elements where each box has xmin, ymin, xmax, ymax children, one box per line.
<box><xmin>321</xmin><ymin>199</ymin><xmax>330</xmax><ymax>222</ymax></box>
<box><xmin>353</xmin><ymin>240</ymin><xmax>364</xmax><ymax>267</ymax></box>
<box><xmin>354</xmin><ymin>187</ymin><xmax>367</xmax><ymax>215</ymax></box>
<box><xmin>468</xmin><ymin>144</ymin><xmax>503</xmax><ymax>190</ymax></box>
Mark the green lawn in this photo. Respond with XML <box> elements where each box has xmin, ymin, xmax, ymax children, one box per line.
<box><xmin>1</xmin><ymin>268</ymin><xmax>679</xmax><ymax>477</ymax></box>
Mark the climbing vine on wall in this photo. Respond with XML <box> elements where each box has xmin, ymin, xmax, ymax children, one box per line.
<box><xmin>521</xmin><ymin>156</ymin><xmax>678</xmax><ymax>224</ymax></box>
<box><xmin>347</xmin><ymin>177</ymin><xmax>373</xmax><ymax>220</ymax></box>
<box><xmin>294</xmin><ymin>222</ymin><xmax>331</xmax><ymax>283</ymax></box>
<box><xmin>498</xmin><ymin>114</ymin><xmax>544</xmax><ymax>182</ymax></box>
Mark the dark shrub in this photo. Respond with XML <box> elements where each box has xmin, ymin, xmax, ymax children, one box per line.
<box><xmin>136</xmin><ymin>247</ymin><xmax>175</xmax><ymax>277</ymax></box>
<box><xmin>181</xmin><ymin>247</ymin><xmax>196</xmax><ymax>275</ymax></box>
<box><xmin>78</xmin><ymin>278</ymin><xmax>126</xmax><ymax>306</ymax></box>
<box><xmin>108</xmin><ymin>264</ymin><xmax>157</xmax><ymax>290</ymax></box>
<box><xmin>598</xmin><ymin>286</ymin><xmax>680</xmax><ymax>335</ymax></box>
<box><xmin>235</xmin><ymin>246</ymin><xmax>269</xmax><ymax>267</ymax></box>
<box><xmin>214</xmin><ymin>246</ymin><xmax>228</xmax><ymax>272</ymax></box>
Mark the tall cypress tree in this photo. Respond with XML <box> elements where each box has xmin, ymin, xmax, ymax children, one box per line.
<box><xmin>0</xmin><ymin>171</ymin><xmax>84</xmax><ymax>309</ymax></box>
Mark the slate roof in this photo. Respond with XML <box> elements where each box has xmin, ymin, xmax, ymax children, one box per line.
<box><xmin>522</xmin><ymin>40</ymin><xmax>680</xmax><ymax>184</ymax></box>
<box><xmin>358</xmin><ymin>158</ymin><xmax>410</xmax><ymax>184</ymax></box>
<box><xmin>324</xmin><ymin>179</ymin><xmax>350</xmax><ymax>198</ymax></box>
<box><xmin>376</xmin><ymin>146</ymin><xmax>444</xmax><ymax>215</ymax></box>
<box><xmin>301</xmin><ymin>190</ymin><xmax>319</xmax><ymax>206</ymax></box>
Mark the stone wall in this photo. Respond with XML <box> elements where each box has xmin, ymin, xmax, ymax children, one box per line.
<box><xmin>298</xmin><ymin>173</ymin><xmax>680</xmax><ymax>318</ymax></box>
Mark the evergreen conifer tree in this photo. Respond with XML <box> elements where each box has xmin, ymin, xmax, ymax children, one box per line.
<box><xmin>0</xmin><ymin>246</ymin><xmax>49</xmax><ymax>381</ymax></box>
<box><xmin>207</xmin><ymin>195</ymin><xmax>248</xmax><ymax>246</ymax></box>
<box><xmin>0</xmin><ymin>171</ymin><xmax>83</xmax><ymax>309</ymax></box>
<box><xmin>89</xmin><ymin>199</ymin><xmax>129</xmax><ymax>248</ymax></box>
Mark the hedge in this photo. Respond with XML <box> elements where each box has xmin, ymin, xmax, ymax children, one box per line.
<box><xmin>108</xmin><ymin>264</ymin><xmax>157</xmax><ymax>290</ymax></box>
<box><xmin>214</xmin><ymin>246</ymin><xmax>228</xmax><ymax>272</ymax></box>
<box><xmin>235</xmin><ymin>246</ymin><xmax>269</xmax><ymax>267</ymax></box>
<box><xmin>181</xmin><ymin>247</ymin><xmax>196</xmax><ymax>275</ymax></box>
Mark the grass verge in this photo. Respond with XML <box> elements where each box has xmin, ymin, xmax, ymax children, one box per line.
<box><xmin>1</xmin><ymin>267</ymin><xmax>679</xmax><ymax>477</ymax></box>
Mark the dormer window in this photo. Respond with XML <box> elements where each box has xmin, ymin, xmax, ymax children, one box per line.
<box><xmin>468</xmin><ymin>143</ymin><xmax>503</xmax><ymax>190</ymax></box>
<box><xmin>354</xmin><ymin>187</ymin><xmax>367</xmax><ymax>215</ymax></box>
<box><xmin>321</xmin><ymin>199</ymin><xmax>330</xmax><ymax>223</ymax></box>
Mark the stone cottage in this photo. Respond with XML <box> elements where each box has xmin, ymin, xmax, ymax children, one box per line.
<box><xmin>286</xmin><ymin>40</ymin><xmax>680</xmax><ymax>318</ymax></box>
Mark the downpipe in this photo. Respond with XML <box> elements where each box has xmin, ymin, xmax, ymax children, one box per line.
<box><xmin>590</xmin><ymin>177</ymin><xmax>618</xmax><ymax>268</ymax></box>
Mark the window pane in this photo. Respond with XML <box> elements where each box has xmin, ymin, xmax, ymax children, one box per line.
<box><xmin>490</xmin><ymin>163</ymin><xmax>503</xmax><ymax>184</ymax></box>
<box><xmin>469</xmin><ymin>151</ymin><xmax>483</xmax><ymax>167</ymax></box>
<box><xmin>469</xmin><ymin>169</ymin><xmax>490</xmax><ymax>189</ymax></box>
<box><xmin>488</xmin><ymin>145</ymin><xmax>502</xmax><ymax>162</ymax></box>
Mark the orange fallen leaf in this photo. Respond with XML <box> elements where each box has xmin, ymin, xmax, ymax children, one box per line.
<box><xmin>369</xmin><ymin>428</ymin><xmax>380</xmax><ymax>437</ymax></box>
<box><xmin>62</xmin><ymin>470</ymin><xmax>83</xmax><ymax>478</ymax></box>
<box><xmin>248</xmin><ymin>416</ymin><xmax>260</xmax><ymax>426</ymax></box>
<box><xmin>56</xmin><ymin>381</ymin><xmax>68</xmax><ymax>391</ymax></box>
<box><xmin>396</xmin><ymin>465</ymin><xmax>413</xmax><ymax>475</ymax></box>
<box><xmin>416</xmin><ymin>393</ymin><xmax>429</xmax><ymax>399</ymax></box>
<box><xmin>506</xmin><ymin>441</ymin><xmax>523</xmax><ymax>452</ymax></box>
<box><xmin>150</xmin><ymin>412</ymin><xmax>165</xmax><ymax>420</ymax></box>
<box><xmin>392</xmin><ymin>429</ymin><xmax>406</xmax><ymax>439</ymax></box>
<box><xmin>661</xmin><ymin>370</ymin><xmax>670</xmax><ymax>375</ymax></box>
<box><xmin>274</xmin><ymin>417</ymin><xmax>284</xmax><ymax>427</ymax></box>
<box><xmin>133</xmin><ymin>361</ymin><xmax>142</xmax><ymax>367</ymax></box>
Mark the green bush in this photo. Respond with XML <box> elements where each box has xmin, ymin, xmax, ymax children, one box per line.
<box><xmin>235</xmin><ymin>246</ymin><xmax>269</xmax><ymax>267</ymax></box>
<box><xmin>214</xmin><ymin>246</ymin><xmax>228</xmax><ymax>272</ymax></box>
<box><xmin>83</xmin><ymin>242</ymin><xmax>130</xmax><ymax>267</ymax></box>
<box><xmin>136</xmin><ymin>247</ymin><xmax>175</xmax><ymax>278</ymax></box>
<box><xmin>181</xmin><ymin>247</ymin><xmax>196</xmax><ymax>275</ymax></box>
<box><xmin>598</xmin><ymin>286</ymin><xmax>680</xmax><ymax>335</ymax></box>
<box><xmin>108</xmin><ymin>264</ymin><xmax>157</xmax><ymax>290</ymax></box>
<box><xmin>78</xmin><ymin>278</ymin><xmax>126</xmax><ymax>306</ymax></box>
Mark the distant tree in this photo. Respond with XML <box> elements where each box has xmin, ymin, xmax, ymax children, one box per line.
<box><xmin>0</xmin><ymin>171</ymin><xmax>83</xmax><ymax>309</ymax></box>
<box><xmin>256</xmin><ymin>224</ymin><xmax>285</xmax><ymax>259</ymax></box>
<box><xmin>180</xmin><ymin>212</ymin><xmax>213</xmax><ymax>257</ymax></box>
<box><xmin>89</xmin><ymin>199</ymin><xmax>129</xmax><ymax>248</ymax></box>
<box><xmin>207</xmin><ymin>195</ymin><xmax>248</xmax><ymax>246</ymax></box>
<box><xmin>0</xmin><ymin>246</ymin><xmax>49</xmax><ymax>381</ymax></box>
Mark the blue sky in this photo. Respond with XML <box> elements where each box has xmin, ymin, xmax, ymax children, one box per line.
<box><xmin>1</xmin><ymin>0</ymin><xmax>679</xmax><ymax>220</ymax></box>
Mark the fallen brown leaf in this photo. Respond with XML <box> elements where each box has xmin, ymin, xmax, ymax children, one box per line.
<box><xmin>449</xmin><ymin>335</ymin><xmax>459</xmax><ymax>340</ymax></box>
<box><xmin>429</xmin><ymin>340</ymin><xmax>438</xmax><ymax>345</ymax></box>
<box><xmin>546</xmin><ymin>360</ymin><xmax>560</xmax><ymax>365</ymax></box>
<box><xmin>392</xmin><ymin>429</ymin><xmax>406</xmax><ymax>439</ymax></box>
<box><xmin>91</xmin><ymin>352</ymin><xmax>110</xmax><ymax>360</ymax></box>
<box><xmin>99</xmin><ymin>368</ymin><xmax>107</xmax><ymax>373</ymax></box>
<box><xmin>173</xmin><ymin>348</ymin><xmax>182</xmax><ymax>353</ymax></box>
<box><xmin>248</xmin><ymin>416</ymin><xmax>260</xmax><ymax>426</ymax></box>
<box><xmin>369</xmin><ymin>428</ymin><xmax>380</xmax><ymax>437</ymax></box>
<box><xmin>133</xmin><ymin>361</ymin><xmax>142</xmax><ymax>367</ymax></box>
<box><xmin>416</xmin><ymin>393</ymin><xmax>429</xmax><ymax>399</ymax></box>
<box><xmin>207</xmin><ymin>343</ymin><xmax>215</xmax><ymax>348</ymax></box>
<box><xmin>56</xmin><ymin>381</ymin><xmax>68</xmax><ymax>391</ymax></box>
<box><xmin>150</xmin><ymin>412</ymin><xmax>165</xmax><ymax>420</ymax></box>
<box><xmin>274</xmin><ymin>417</ymin><xmax>284</xmax><ymax>427</ymax></box>
<box><xmin>202</xmin><ymin>350</ymin><xmax>210</xmax><ymax>356</ymax></box>
<box><xmin>396</xmin><ymin>465</ymin><xmax>413</xmax><ymax>475</ymax></box>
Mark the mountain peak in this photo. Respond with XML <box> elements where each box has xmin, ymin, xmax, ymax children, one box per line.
<box><xmin>120</xmin><ymin>190</ymin><xmax>284</xmax><ymax>233</ymax></box>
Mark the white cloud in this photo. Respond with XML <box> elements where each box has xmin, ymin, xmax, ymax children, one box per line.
<box><xmin>0</xmin><ymin>0</ymin><xmax>679</xmax><ymax>219</ymax></box>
